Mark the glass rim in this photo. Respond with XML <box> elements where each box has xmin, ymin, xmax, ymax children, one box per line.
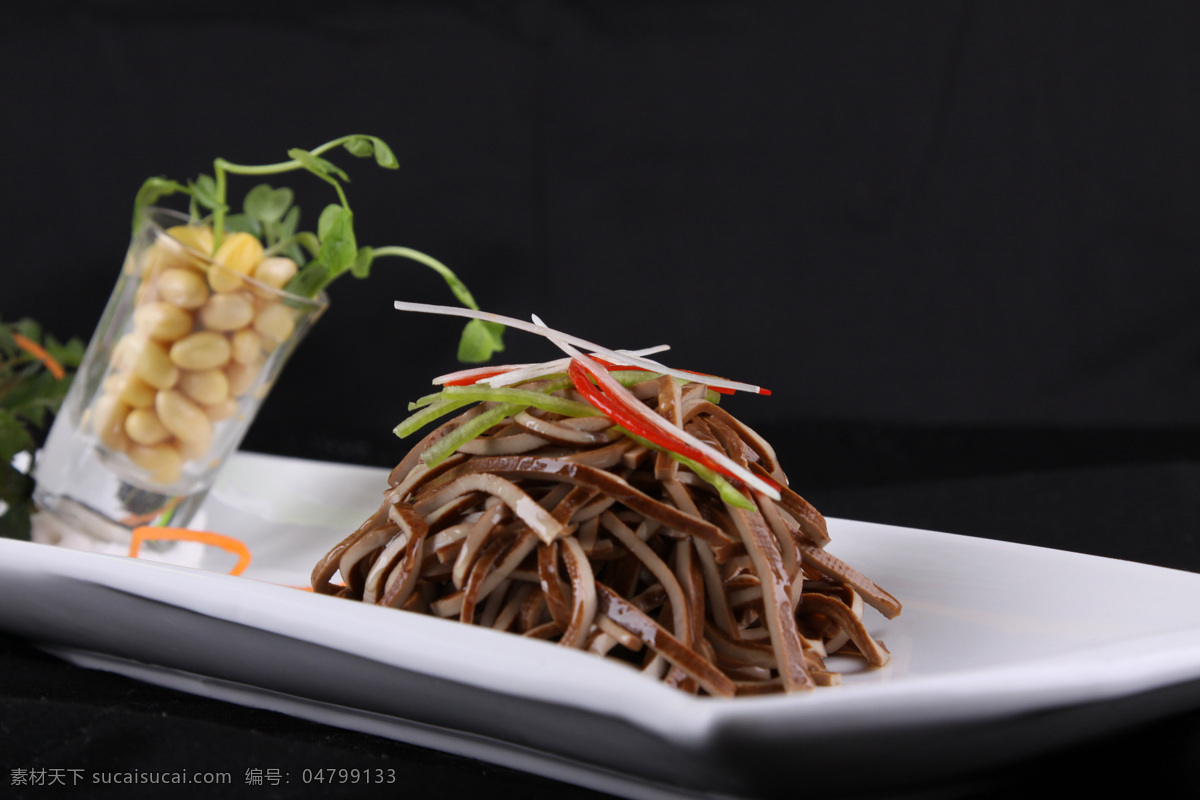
<box><xmin>139</xmin><ymin>206</ymin><xmax>330</xmax><ymax>311</ymax></box>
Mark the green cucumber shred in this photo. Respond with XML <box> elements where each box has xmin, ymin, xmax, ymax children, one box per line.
<box><xmin>420</xmin><ymin>403</ymin><xmax>526</xmax><ymax>468</ymax></box>
<box><xmin>393</xmin><ymin>368</ymin><xmax>749</xmax><ymax>505</ymax></box>
<box><xmin>440</xmin><ymin>385</ymin><xmax>600</xmax><ymax>418</ymax></box>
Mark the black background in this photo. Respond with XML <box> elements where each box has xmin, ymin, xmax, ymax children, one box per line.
<box><xmin>5</xmin><ymin>1</ymin><xmax>1199</xmax><ymax>459</ymax></box>
<box><xmin>3</xmin><ymin>3</ymin><xmax>1200</xmax><ymax>799</ymax></box>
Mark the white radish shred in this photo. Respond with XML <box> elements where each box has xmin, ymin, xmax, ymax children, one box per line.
<box><xmin>482</xmin><ymin>346</ymin><xmax>670</xmax><ymax>388</ymax></box>
<box><xmin>432</xmin><ymin>364</ymin><xmax>524</xmax><ymax>386</ymax></box>
<box><xmin>394</xmin><ymin>301</ymin><xmax>768</xmax><ymax>395</ymax></box>
<box><xmin>478</xmin><ymin>357</ymin><xmax>569</xmax><ymax>387</ymax></box>
<box><xmin>432</xmin><ymin>347</ymin><xmax>670</xmax><ymax>387</ymax></box>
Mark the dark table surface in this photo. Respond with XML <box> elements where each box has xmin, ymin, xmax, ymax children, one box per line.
<box><xmin>4</xmin><ymin>424</ymin><xmax>1200</xmax><ymax>800</ymax></box>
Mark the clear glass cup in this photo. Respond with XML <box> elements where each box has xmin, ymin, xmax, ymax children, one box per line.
<box><xmin>33</xmin><ymin>207</ymin><xmax>329</xmax><ymax>547</ymax></box>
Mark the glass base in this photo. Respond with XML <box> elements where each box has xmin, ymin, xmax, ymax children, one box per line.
<box><xmin>32</xmin><ymin>419</ymin><xmax>212</xmax><ymax>549</ymax></box>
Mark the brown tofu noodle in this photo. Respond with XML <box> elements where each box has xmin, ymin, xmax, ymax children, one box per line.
<box><xmin>312</xmin><ymin>381</ymin><xmax>901</xmax><ymax>698</ymax></box>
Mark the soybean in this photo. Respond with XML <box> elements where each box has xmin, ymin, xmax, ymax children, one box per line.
<box><xmin>165</xmin><ymin>225</ymin><xmax>214</xmax><ymax>258</ymax></box>
<box><xmin>127</xmin><ymin>442</ymin><xmax>184</xmax><ymax>486</ymax></box>
<box><xmin>178</xmin><ymin>432</ymin><xmax>214</xmax><ymax>461</ymax></box>
<box><xmin>205</xmin><ymin>397</ymin><xmax>239</xmax><ymax>422</ymax></box>
<box><xmin>131</xmin><ymin>337</ymin><xmax>180</xmax><ymax>390</ymax></box>
<box><xmin>210</xmin><ymin>233</ymin><xmax>263</xmax><ymax>293</ymax></box>
<box><xmin>155</xmin><ymin>389</ymin><xmax>213</xmax><ymax>446</ymax></box>
<box><xmin>170</xmin><ymin>331</ymin><xmax>231</xmax><ymax>371</ymax></box>
<box><xmin>91</xmin><ymin>393</ymin><xmax>130</xmax><ymax>451</ymax></box>
<box><xmin>179</xmin><ymin>369</ymin><xmax>229</xmax><ymax>406</ymax></box>
<box><xmin>225</xmin><ymin>361</ymin><xmax>261</xmax><ymax>397</ymax></box>
<box><xmin>254</xmin><ymin>302</ymin><xmax>296</xmax><ymax>346</ymax></box>
<box><xmin>156</xmin><ymin>268</ymin><xmax>209</xmax><ymax>309</ymax></box>
<box><xmin>252</xmin><ymin>257</ymin><xmax>298</xmax><ymax>291</ymax></box>
<box><xmin>134</xmin><ymin>302</ymin><xmax>193</xmax><ymax>341</ymax></box>
<box><xmin>125</xmin><ymin>407</ymin><xmax>171</xmax><ymax>445</ymax></box>
<box><xmin>200</xmin><ymin>293</ymin><xmax>255</xmax><ymax>332</ymax></box>
<box><xmin>230</xmin><ymin>328</ymin><xmax>264</xmax><ymax>364</ymax></box>
<box><xmin>105</xmin><ymin>373</ymin><xmax>157</xmax><ymax>408</ymax></box>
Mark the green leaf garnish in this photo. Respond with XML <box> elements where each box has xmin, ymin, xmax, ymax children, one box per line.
<box><xmin>222</xmin><ymin>213</ymin><xmax>262</xmax><ymax>238</ymax></box>
<box><xmin>131</xmin><ymin>135</ymin><xmax>503</xmax><ymax>362</ymax></box>
<box><xmin>343</xmin><ymin>137</ymin><xmax>374</xmax><ymax>158</ymax></box>
<box><xmin>317</xmin><ymin>203</ymin><xmax>348</xmax><ymax>241</ymax></box>
<box><xmin>244</xmin><ymin>184</ymin><xmax>294</xmax><ymax>223</ymax></box>
<box><xmin>191</xmin><ymin>174</ymin><xmax>223</xmax><ymax>211</ymax></box>
<box><xmin>288</xmin><ymin>148</ymin><xmax>350</xmax><ymax>183</ymax></box>
<box><xmin>458</xmin><ymin>319</ymin><xmax>506</xmax><ymax>363</ymax></box>
<box><xmin>343</xmin><ymin>135</ymin><xmax>399</xmax><ymax>169</ymax></box>
<box><xmin>132</xmin><ymin>177</ymin><xmax>189</xmax><ymax>233</ymax></box>
<box><xmin>369</xmin><ymin>139</ymin><xmax>399</xmax><ymax>169</ymax></box>
<box><xmin>351</xmin><ymin>247</ymin><xmax>374</xmax><ymax>279</ymax></box>
<box><xmin>0</xmin><ymin>318</ymin><xmax>84</xmax><ymax>540</ymax></box>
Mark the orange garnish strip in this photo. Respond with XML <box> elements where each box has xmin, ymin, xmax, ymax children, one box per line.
<box><xmin>129</xmin><ymin>526</ymin><xmax>253</xmax><ymax>576</ymax></box>
<box><xmin>12</xmin><ymin>332</ymin><xmax>65</xmax><ymax>380</ymax></box>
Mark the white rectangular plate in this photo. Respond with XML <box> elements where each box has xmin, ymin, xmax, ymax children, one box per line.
<box><xmin>4</xmin><ymin>452</ymin><xmax>1200</xmax><ymax>799</ymax></box>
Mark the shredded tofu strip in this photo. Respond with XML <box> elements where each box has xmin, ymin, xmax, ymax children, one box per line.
<box><xmin>314</xmin><ymin>314</ymin><xmax>899</xmax><ymax>695</ymax></box>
